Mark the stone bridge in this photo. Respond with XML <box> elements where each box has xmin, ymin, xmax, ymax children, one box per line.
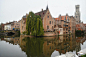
<box><xmin>0</xmin><ymin>30</ymin><xmax>20</xmax><ymax>36</ymax></box>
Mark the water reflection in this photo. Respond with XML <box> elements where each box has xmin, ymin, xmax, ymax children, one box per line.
<box><xmin>0</xmin><ymin>34</ymin><xmax>86</xmax><ymax>57</ymax></box>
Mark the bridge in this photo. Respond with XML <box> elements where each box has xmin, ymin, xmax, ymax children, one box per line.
<box><xmin>0</xmin><ymin>30</ymin><xmax>20</xmax><ymax>36</ymax></box>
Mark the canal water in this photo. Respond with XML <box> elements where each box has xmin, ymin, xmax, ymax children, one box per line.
<box><xmin>0</xmin><ymin>34</ymin><xmax>86</xmax><ymax>57</ymax></box>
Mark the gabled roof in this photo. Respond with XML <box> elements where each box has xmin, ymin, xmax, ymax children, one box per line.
<box><xmin>83</xmin><ymin>24</ymin><xmax>86</xmax><ymax>26</ymax></box>
<box><xmin>76</xmin><ymin>24</ymin><xmax>80</xmax><ymax>27</ymax></box>
<box><xmin>54</xmin><ymin>18</ymin><xmax>59</xmax><ymax>21</ymax></box>
<box><xmin>54</xmin><ymin>16</ymin><xmax>68</xmax><ymax>21</ymax></box>
<box><xmin>23</xmin><ymin>15</ymin><xmax>26</xmax><ymax>18</ymax></box>
<box><xmin>35</xmin><ymin>10</ymin><xmax>47</xmax><ymax>19</ymax></box>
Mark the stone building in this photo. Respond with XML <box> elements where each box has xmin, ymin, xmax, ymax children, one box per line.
<box><xmin>11</xmin><ymin>21</ymin><xmax>20</xmax><ymax>30</ymax></box>
<box><xmin>20</xmin><ymin>15</ymin><xmax>27</xmax><ymax>34</ymax></box>
<box><xmin>75</xmin><ymin>5</ymin><xmax>81</xmax><ymax>24</ymax></box>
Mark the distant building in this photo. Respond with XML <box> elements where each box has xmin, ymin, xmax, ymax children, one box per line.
<box><xmin>20</xmin><ymin>15</ymin><xmax>27</xmax><ymax>34</ymax></box>
<box><xmin>54</xmin><ymin>14</ymin><xmax>76</xmax><ymax>34</ymax></box>
<box><xmin>75</xmin><ymin>5</ymin><xmax>81</xmax><ymax>24</ymax></box>
<box><xmin>69</xmin><ymin>16</ymin><xmax>76</xmax><ymax>33</ymax></box>
<box><xmin>4</xmin><ymin>21</ymin><xmax>20</xmax><ymax>30</ymax></box>
<box><xmin>11</xmin><ymin>21</ymin><xmax>20</xmax><ymax>30</ymax></box>
<box><xmin>4</xmin><ymin>22</ymin><xmax>14</xmax><ymax>30</ymax></box>
<box><xmin>76</xmin><ymin>24</ymin><xmax>83</xmax><ymax>31</ymax></box>
<box><xmin>1</xmin><ymin>23</ymin><xmax>4</xmax><ymax>30</ymax></box>
<box><xmin>83</xmin><ymin>24</ymin><xmax>86</xmax><ymax>32</ymax></box>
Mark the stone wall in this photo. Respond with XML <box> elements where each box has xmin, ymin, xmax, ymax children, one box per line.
<box><xmin>44</xmin><ymin>32</ymin><xmax>55</xmax><ymax>36</ymax></box>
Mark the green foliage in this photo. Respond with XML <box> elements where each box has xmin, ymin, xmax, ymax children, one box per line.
<box><xmin>1</xmin><ymin>31</ymin><xmax>4</xmax><ymax>33</ymax></box>
<box><xmin>22</xmin><ymin>37</ymin><xmax>44</xmax><ymax>57</ymax></box>
<box><xmin>75</xmin><ymin>30</ymin><xmax>84</xmax><ymax>37</ymax></box>
<box><xmin>22</xmin><ymin>31</ymin><xmax>26</xmax><ymax>35</ymax></box>
<box><xmin>26</xmin><ymin>11</ymin><xmax>44</xmax><ymax>36</ymax></box>
<box><xmin>81</xmin><ymin>54</ymin><xmax>86</xmax><ymax>57</ymax></box>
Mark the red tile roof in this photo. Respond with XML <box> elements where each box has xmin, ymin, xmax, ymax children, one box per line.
<box><xmin>76</xmin><ymin>24</ymin><xmax>80</xmax><ymax>27</ymax></box>
<box><xmin>54</xmin><ymin>18</ymin><xmax>59</xmax><ymax>21</ymax></box>
<box><xmin>55</xmin><ymin>16</ymin><xmax>68</xmax><ymax>21</ymax></box>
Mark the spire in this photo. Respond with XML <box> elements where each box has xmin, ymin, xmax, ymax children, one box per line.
<box><xmin>46</xmin><ymin>5</ymin><xmax>48</xmax><ymax>10</ymax></box>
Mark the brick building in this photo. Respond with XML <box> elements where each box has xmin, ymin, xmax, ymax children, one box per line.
<box><xmin>54</xmin><ymin>14</ymin><xmax>76</xmax><ymax>34</ymax></box>
<box><xmin>20</xmin><ymin>6</ymin><xmax>55</xmax><ymax>34</ymax></box>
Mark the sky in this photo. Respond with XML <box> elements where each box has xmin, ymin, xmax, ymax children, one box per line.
<box><xmin>0</xmin><ymin>0</ymin><xmax>86</xmax><ymax>24</ymax></box>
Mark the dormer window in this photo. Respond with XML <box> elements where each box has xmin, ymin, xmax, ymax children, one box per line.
<box><xmin>65</xmin><ymin>17</ymin><xmax>66</xmax><ymax>20</ymax></box>
<box><xmin>76</xmin><ymin>16</ymin><xmax>77</xmax><ymax>18</ymax></box>
<box><xmin>67</xmin><ymin>18</ymin><xmax>69</xmax><ymax>22</ymax></box>
<box><xmin>48</xmin><ymin>16</ymin><xmax>49</xmax><ymax>18</ymax></box>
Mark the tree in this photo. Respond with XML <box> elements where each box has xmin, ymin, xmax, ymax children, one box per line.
<box><xmin>26</xmin><ymin>11</ymin><xmax>44</xmax><ymax>36</ymax></box>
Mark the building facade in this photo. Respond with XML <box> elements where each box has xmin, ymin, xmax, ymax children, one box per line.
<box><xmin>20</xmin><ymin>6</ymin><xmax>55</xmax><ymax>34</ymax></box>
<box><xmin>69</xmin><ymin>16</ymin><xmax>76</xmax><ymax>33</ymax></box>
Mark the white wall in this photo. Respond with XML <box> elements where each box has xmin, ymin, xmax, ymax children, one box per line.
<box><xmin>59</xmin><ymin>28</ymin><xmax>63</xmax><ymax>35</ymax></box>
<box><xmin>4</xmin><ymin>24</ymin><xmax>11</xmax><ymax>30</ymax></box>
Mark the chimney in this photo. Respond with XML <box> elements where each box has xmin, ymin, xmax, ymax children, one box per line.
<box><xmin>42</xmin><ymin>9</ymin><xmax>43</xmax><ymax>12</ymax></box>
<box><xmin>66</xmin><ymin>13</ymin><xmax>68</xmax><ymax>16</ymax></box>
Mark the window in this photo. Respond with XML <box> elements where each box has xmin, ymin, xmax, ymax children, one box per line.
<box><xmin>67</xmin><ymin>18</ymin><xmax>69</xmax><ymax>22</ymax></box>
<box><xmin>47</xmin><ymin>26</ymin><xmax>49</xmax><ymax>29</ymax></box>
<box><xmin>50</xmin><ymin>21</ymin><xmax>51</xmax><ymax>24</ymax></box>
<box><xmin>22</xmin><ymin>26</ymin><xmax>23</xmax><ymax>30</ymax></box>
<box><xmin>22</xmin><ymin>21</ymin><xmax>23</xmax><ymax>24</ymax></box>
<box><xmin>47</xmin><ymin>16</ymin><xmax>49</xmax><ymax>18</ymax></box>
<box><xmin>76</xmin><ymin>7</ymin><xmax>78</xmax><ymax>9</ymax></box>
<box><xmin>63</xmin><ymin>28</ymin><xmax>65</xmax><ymax>31</ymax></box>
<box><xmin>76</xmin><ymin>16</ymin><xmax>77</xmax><ymax>18</ymax></box>
<box><xmin>52</xmin><ymin>21</ymin><xmax>53</xmax><ymax>24</ymax></box>
<box><xmin>52</xmin><ymin>26</ymin><xmax>53</xmax><ymax>29</ymax></box>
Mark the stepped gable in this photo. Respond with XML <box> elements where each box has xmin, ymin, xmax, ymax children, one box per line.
<box><xmin>35</xmin><ymin>10</ymin><xmax>47</xmax><ymax>19</ymax></box>
<box><xmin>35</xmin><ymin>5</ymin><xmax>48</xmax><ymax>19</ymax></box>
<box><xmin>54</xmin><ymin>18</ymin><xmax>59</xmax><ymax>21</ymax></box>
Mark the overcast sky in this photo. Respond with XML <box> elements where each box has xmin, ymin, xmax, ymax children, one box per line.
<box><xmin>0</xmin><ymin>0</ymin><xmax>86</xmax><ymax>24</ymax></box>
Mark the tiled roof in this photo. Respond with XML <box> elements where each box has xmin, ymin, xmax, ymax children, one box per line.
<box><xmin>83</xmin><ymin>24</ymin><xmax>86</xmax><ymax>26</ymax></box>
<box><xmin>54</xmin><ymin>16</ymin><xmax>68</xmax><ymax>21</ymax></box>
<box><xmin>4</xmin><ymin>22</ymin><xmax>14</xmax><ymax>25</ymax></box>
<box><xmin>54</xmin><ymin>18</ymin><xmax>59</xmax><ymax>21</ymax></box>
<box><xmin>61</xmin><ymin>16</ymin><xmax>65</xmax><ymax>20</ymax></box>
<box><xmin>23</xmin><ymin>15</ymin><xmax>26</xmax><ymax>18</ymax></box>
<box><xmin>76</xmin><ymin>24</ymin><xmax>80</xmax><ymax>27</ymax></box>
<box><xmin>35</xmin><ymin>10</ymin><xmax>47</xmax><ymax>19</ymax></box>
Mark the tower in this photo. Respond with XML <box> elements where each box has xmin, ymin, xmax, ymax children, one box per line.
<box><xmin>75</xmin><ymin>5</ymin><xmax>80</xmax><ymax>24</ymax></box>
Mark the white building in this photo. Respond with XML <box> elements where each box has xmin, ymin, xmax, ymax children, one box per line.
<box><xmin>4</xmin><ymin>24</ymin><xmax>11</xmax><ymax>30</ymax></box>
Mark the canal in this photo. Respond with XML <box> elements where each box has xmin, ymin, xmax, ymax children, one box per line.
<box><xmin>0</xmin><ymin>34</ymin><xmax>86</xmax><ymax>57</ymax></box>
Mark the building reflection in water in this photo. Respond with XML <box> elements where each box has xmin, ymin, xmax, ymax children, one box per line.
<box><xmin>1</xmin><ymin>34</ymin><xmax>86</xmax><ymax>57</ymax></box>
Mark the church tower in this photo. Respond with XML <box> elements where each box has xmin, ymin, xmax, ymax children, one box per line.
<box><xmin>75</xmin><ymin>5</ymin><xmax>80</xmax><ymax>24</ymax></box>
